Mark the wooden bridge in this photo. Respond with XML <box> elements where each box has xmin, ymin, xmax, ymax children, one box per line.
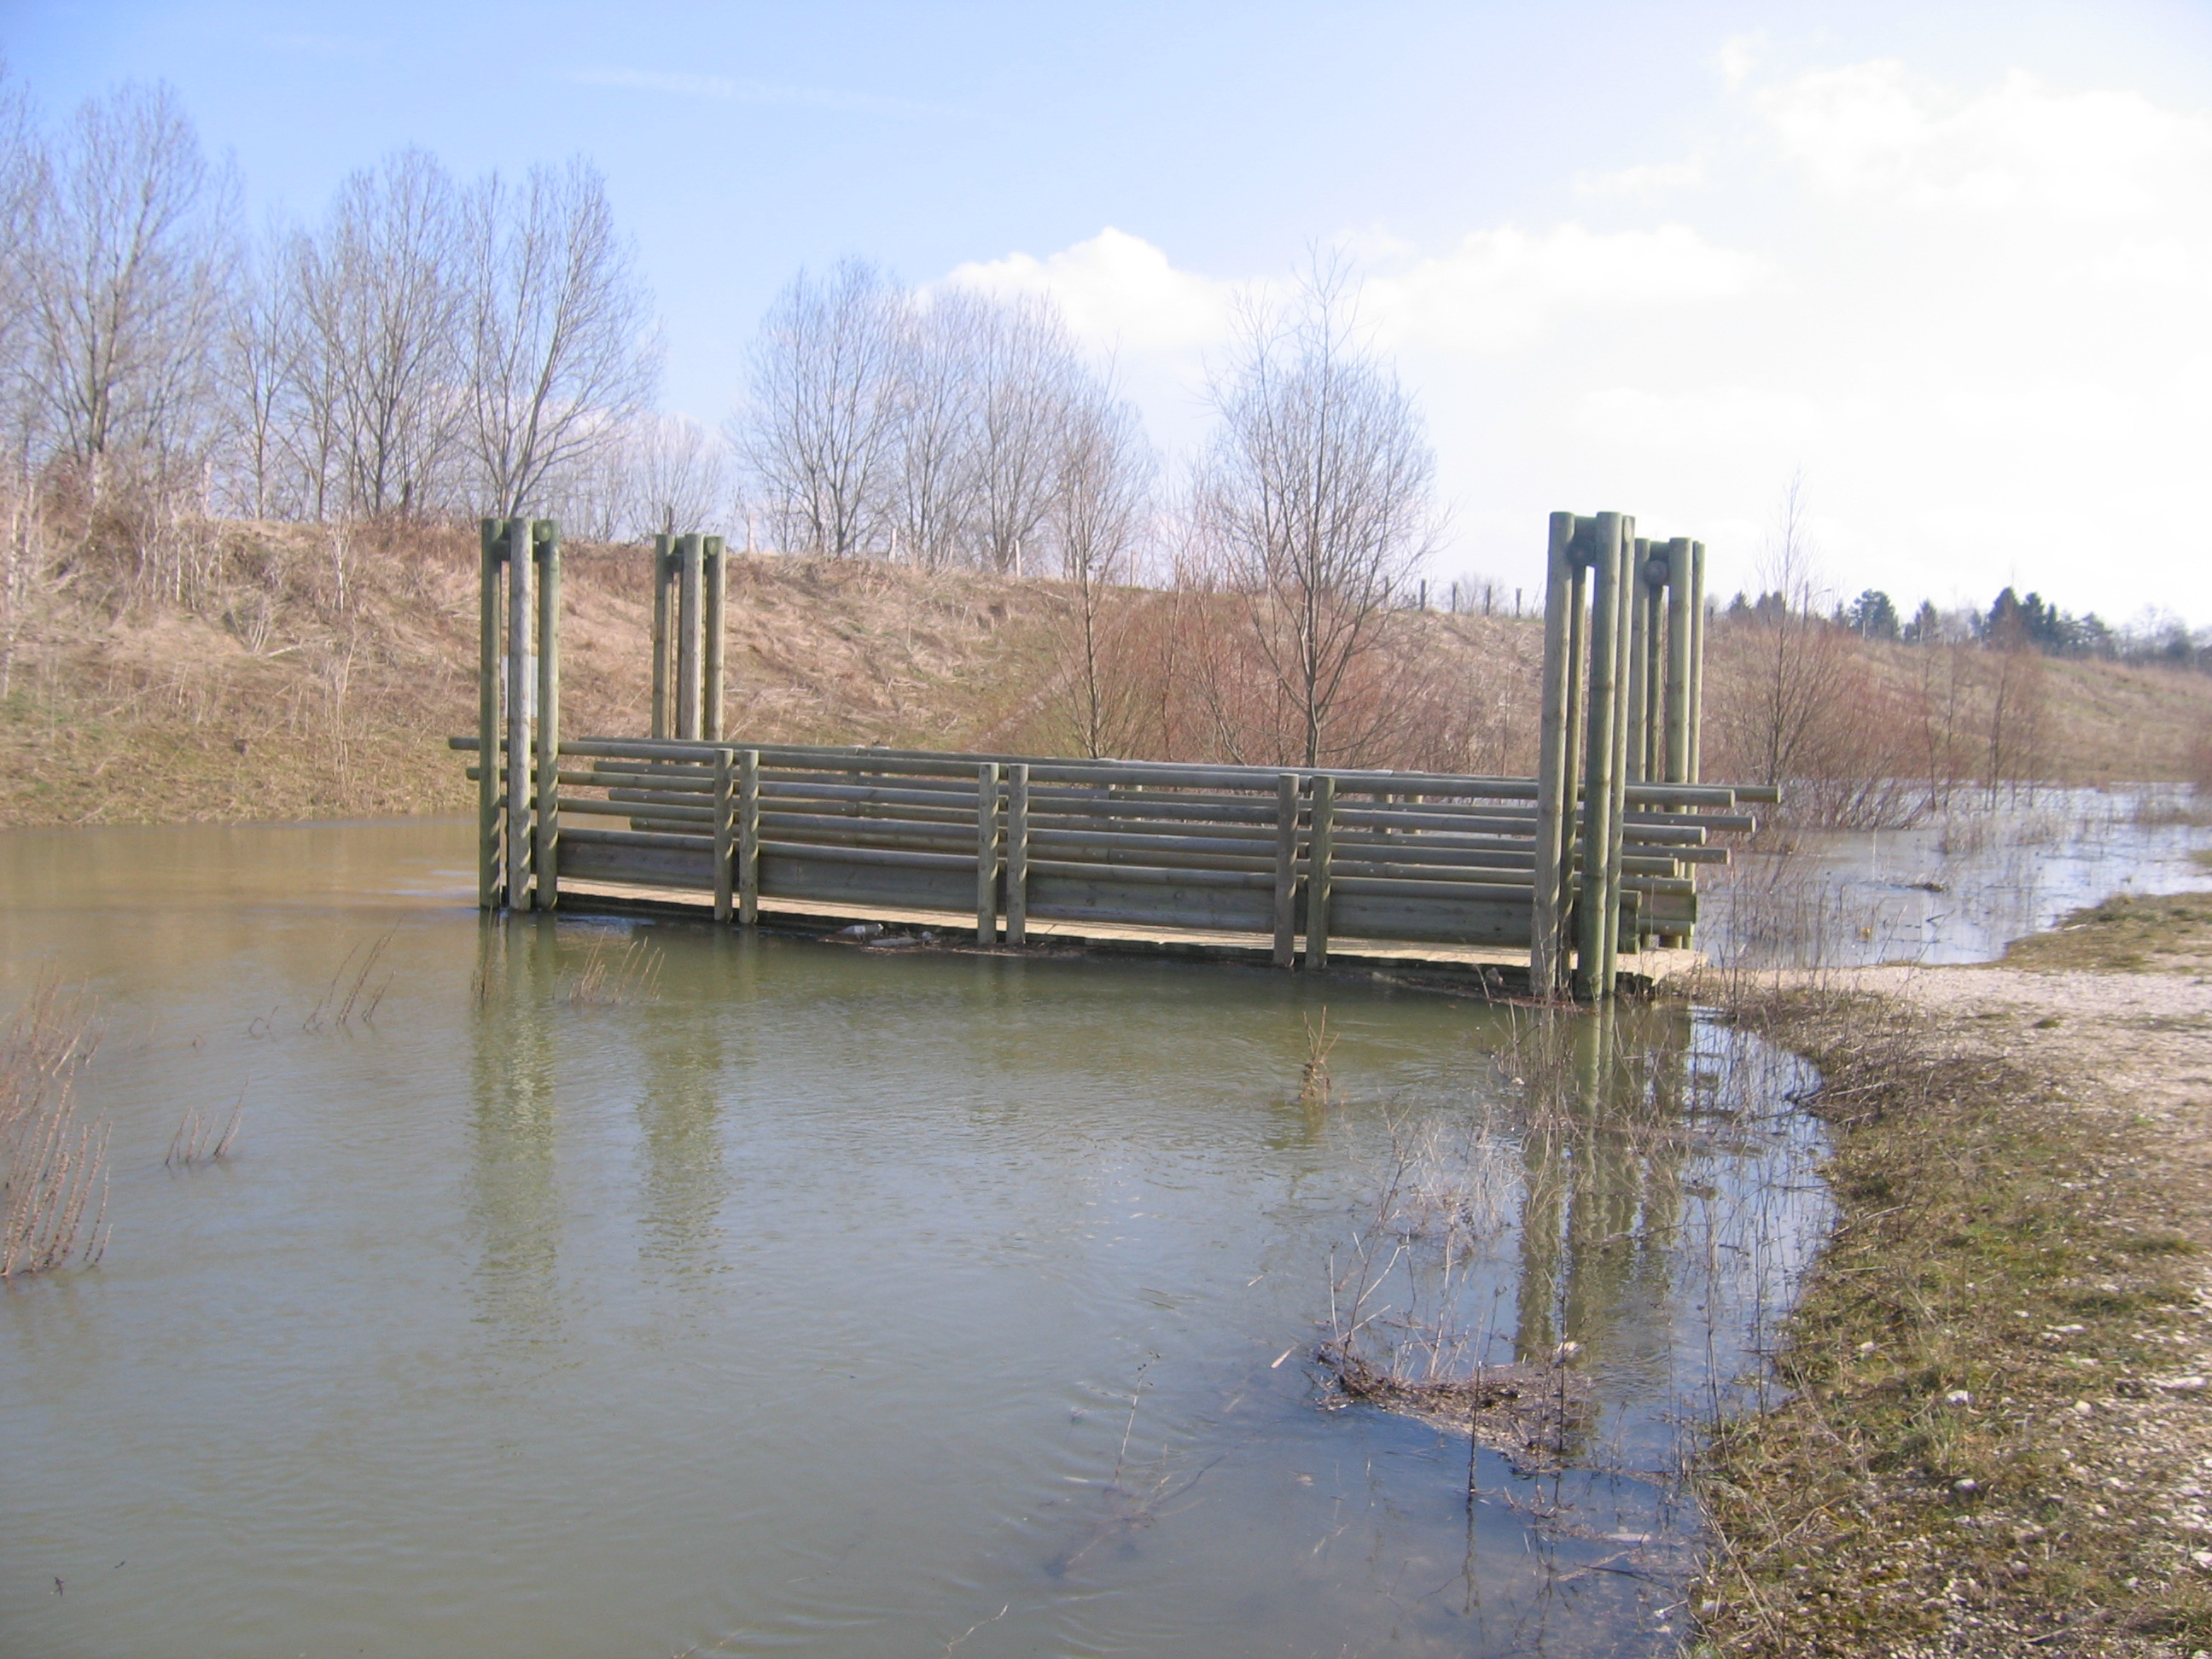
<box><xmin>452</xmin><ymin>513</ymin><xmax>1775</xmax><ymax>999</ymax></box>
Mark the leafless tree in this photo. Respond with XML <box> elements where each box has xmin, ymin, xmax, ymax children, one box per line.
<box><xmin>1053</xmin><ymin>380</ymin><xmax>1155</xmax><ymax>755</ymax></box>
<box><xmin>22</xmin><ymin>79</ymin><xmax>234</xmax><ymax>502</ymax></box>
<box><xmin>886</xmin><ymin>287</ymin><xmax>984</xmax><ymax>569</ymax></box>
<box><xmin>462</xmin><ymin>158</ymin><xmax>659</xmax><ymax>520</ymax></box>
<box><xmin>739</xmin><ymin>257</ymin><xmax>904</xmax><ymax>556</ymax></box>
<box><xmin>212</xmin><ymin>221</ymin><xmax>299</xmax><ymax>520</ymax></box>
<box><xmin>1190</xmin><ymin>263</ymin><xmax>1438</xmax><ymax>766</ymax></box>
<box><xmin>291</xmin><ymin>147</ymin><xmax>464</xmax><ymax>518</ymax></box>
<box><xmin>1725</xmin><ymin>473</ymin><xmax>1852</xmax><ymax>787</ymax></box>
<box><xmin>618</xmin><ymin>412</ymin><xmax>735</xmax><ymax>538</ymax></box>
<box><xmin>968</xmin><ymin>293</ymin><xmax>1079</xmax><ymax>573</ymax></box>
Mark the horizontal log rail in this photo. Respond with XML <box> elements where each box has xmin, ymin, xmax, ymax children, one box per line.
<box><xmin>455</xmin><ymin>731</ymin><xmax>1769</xmax><ymax>973</ymax></box>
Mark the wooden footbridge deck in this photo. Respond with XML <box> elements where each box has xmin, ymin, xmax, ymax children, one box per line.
<box><xmin>455</xmin><ymin>512</ymin><xmax>1775</xmax><ymax>999</ymax></box>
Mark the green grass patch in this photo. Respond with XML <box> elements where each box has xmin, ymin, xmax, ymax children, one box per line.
<box><xmin>1689</xmin><ymin>987</ymin><xmax>2209</xmax><ymax>1656</ymax></box>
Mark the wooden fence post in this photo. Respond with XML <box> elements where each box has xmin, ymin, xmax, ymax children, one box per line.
<box><xmin>1530</xmin><ymin>511</ymin><xmax>1578</xmax><ymax>993</ymax></box>
<box><xmin>713</xmin><ymin>748</ymin><xmax>734</xmax><ymax>923</ymax></box>
<box><xmin>504</xmin><ymin>515</ymin><xmax>533</xmax><ymax>911</ymax></box>
<box><xmin>1687</xmin><ymin>540</ymin><xmax>1707</xmax><ymax>783</ymax></box>
<box><xmin>738</xmin><ymin>748</ymin><xmax>760</xmax><ymax>925</ymax></box>
<box><xmin>976</xmin><ymin>761</ymin><xmax>1000</xmax><ymax>945</ymax></box>
<box><xmin>478</xmin><ymin>519</ymin><xmax>503</xmax><ymax>909</ymax></box>
<box><xmin>1272</xmin><ymin>771</ymin><xmax>1300</xmax><ymax>968</ymax></box>
<box><xmin>677</xmin><ymin>533</ymin><xmax>704</xmax><ymax>740</ymax></box>
<box><xmin>533</xmin><ymin>519</ymin><xmax>561</xmax><ymax>911</ymax></box>
<box><xmin>1006</xmin><ymin>763</ymin><xmax>1029</xmax><ymax>945</ymax></box>
<box><xmin>650</xmin><ymin>533</ymin><xmax>672</xmax><ymax>740</ymax></box>
<box><xmin>1664</xmin><ymin>538</ymin><xmax>1694</xmax><ymax>786</ymax></box>
<box><xmin>1305</xmin><ymin>772</ymin><xmax>1336</xmax><ymax>970</ymax></box>
<box><xmin>1625</xmin><ymin>536</ymin><xmax>1651</xmax><ymax>787</ymax></box>
<box><xmin>1601</xmin><ymin>515</ymin><xmax>1636</xmax><ymax>989</ymax></box>
<box><xmin>1575</xmin><ymin>512</ymin><xmax>1623</xmax><ymax>999</ymax></box>
<box><xmin>702</xmin><ymin>534</ymin><xmax>725</xmax><ymax>742</ymax></box>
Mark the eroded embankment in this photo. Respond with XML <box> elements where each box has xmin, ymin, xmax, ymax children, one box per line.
<box><xmin>1690</xmin><ymin>926</ymin><xmax>2212</xmax><ymax>1657</ymax></box>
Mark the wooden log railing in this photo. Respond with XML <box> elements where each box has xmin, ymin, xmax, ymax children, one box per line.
<box><xmin>454</xmin><ymin>734</ymin><xmax>1771</xmax><ymax>970</ymax></box>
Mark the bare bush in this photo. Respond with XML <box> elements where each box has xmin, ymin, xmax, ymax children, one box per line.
<box><xmin>0</xmin><ymin>984</ymin><xmax>108</xmax><ymax>1278</ymax></box>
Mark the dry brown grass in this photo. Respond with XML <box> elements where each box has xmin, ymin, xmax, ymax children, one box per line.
<box><xmin>0</xmin><ymin>984</ymin><xmax>108</xmax><ymax>1277</ymax></box>
<box><xmin>8</xmin><ymin>506</ymin><xmax>2212</xmax><ymax>830</ymax></box>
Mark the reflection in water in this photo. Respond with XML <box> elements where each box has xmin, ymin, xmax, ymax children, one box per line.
<box><xmin>469</xmin><ymin>916</ymin><xmax>562</xmax><ymax>1344</ymax></box>
<box><xmin>1705</xmin><ymin>786</ymin><xmax>2212</xmax><ymax>967</ymax></box>
<box><xmin>635</xmin><ymin>929</ymin><xmax>728</xmax><ymax>1278</ymax></box>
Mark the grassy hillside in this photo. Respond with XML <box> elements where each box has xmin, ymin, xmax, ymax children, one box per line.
<box><xmin>3</xmin><ymin>516</ymin><xmax>2209</xmax><ymax>829</ymax></box>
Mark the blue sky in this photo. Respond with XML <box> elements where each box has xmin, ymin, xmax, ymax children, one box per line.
<box><xmin>9</xmin><ymin>1</ymin><xmax>2212</xmax><ymax>619</ymax></box>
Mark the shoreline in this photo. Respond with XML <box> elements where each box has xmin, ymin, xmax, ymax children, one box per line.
<box><xmin>1688</xmin><ymin>920</ymin><xmax>2212</xmax><ymax>1656</ymax></box>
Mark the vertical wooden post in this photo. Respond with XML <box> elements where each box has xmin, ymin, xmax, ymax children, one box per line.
<box><xmin>478</xmin><ymin>520</ymin><xmax>503</xmax><ymax>909</ymax></box>
<box><xmin>533</xmin><ymin>519</ymin><xmax>561</xmax><ymax>911</ymax></box>
<box><xmin>702</xmin><ymin>535</ymin><xmax>725</xmax><ymax>742</ymax></box>
<box><xmin>1006</xmin><ymin>763</ymin><xmax>1029</xmax><ymax>946</ymax></box>
<box><xmin>1624</xmin><ymin>536</ymin><xmax>1650</xmax><ymax>786</ymax></box>
<box><xmin>975</xmin><ymin>761</ymin><xmax>1000</xmax><ymax>945</ymax></box>
<box><xmin>1664</xmin><ymin>539</ymin><xmax>1694</xmax><ymax>786</ymax></box>
<box><xmin>1559</xmin><ymin>553</ymin><xmax>1590</xmax><ymax>962</ymax></box>
<box><xmin>1529</xmin><ymin>511</ymin><xmax>1578</xmax><ymax>995</ymax></box>
<box><xmin>1600</xmin><ymin>516</ymin><xmax>1636</xmax><ymax>991</ymax></box>
<box><xmin>1272</xmin><ymin>771</ymin><xmax>1300</xmax><ymax>969</ymax></box>
<box><xmin>504</xmin><ymin>515</ymin><xmax>533</xmax><ymax>911</ymax></box>
<box><xmin>650</xmin><ymin>533</ymin><xmax>672</xmax><ymax>740</ymax></box>
<box><xmin>1574</xmin><ymin>513</ymin><xmax>1622</xmax><ymax>1000</ymax></box>
<box><xmin>1644</xmin><ymin>551</ymin><xmax>1669</xmax><ymax>780</ymax></box>
<box><xmin>738</xmin><ymin>748</ymin><xmax>760</xmax><ymax>926</ymax></box>
<box><xmin>677</xmin><ymin>533</ymin><xmax>704</xmax><ymax>740</ymax></box>
<box><xmin>713</xmin><ymin>748</ymin><xmax>734</xmax><ymax>923</ymax></box>
<box><xmin>1304</xmin><ymin>773</ymin><xmax>1336</xmax><ymax>971</ymax></box>
<box><xmin>1687</xmin><ymin>541</ymin><xmax>1707</xmax><ymax>784</ymax></box>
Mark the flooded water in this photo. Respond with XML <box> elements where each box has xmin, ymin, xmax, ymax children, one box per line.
<box><xmin>1703</xmin><ymin>786</ymin><xmax>2212</xmax><ymax>968</ymax></box>
<box><xmin>1</xmin><ymin>819</ymin><xmax>1827</xmax><ymax>1659</ymax></box>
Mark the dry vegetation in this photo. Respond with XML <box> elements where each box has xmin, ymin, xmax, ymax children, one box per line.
<box><xmin>1690</xmin><ymin>978</ymin><xmax>2212</xmax><ymax>1656</ymax></box>
<box><xmin>0</xmin><ymin>983</ymin><xmax>107</xmax><ymax>1277</ymax></box>
<box><xmin>9</xmin><ymin>509</ymin><xmax>2212</xmax><ymax>832</ymax></box>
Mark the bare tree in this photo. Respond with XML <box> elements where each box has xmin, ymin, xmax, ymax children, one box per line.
<box><xmin>1053</xmin><ymin>381</ymin><xmax>1155</xmax><ymax>755</ymax></box>
<box><xmin>969</xmin><ymin>293</ymin><xmax>1079</xmax><ymax>573</ymax></box>
<box><xmin>886</xmin><ymin>287</ymin><xmax>984</xmax><ymax>570</ymax></box>
<box><xmin>212</xmin><ymin>221</ymin><xmax>298</xmax><ymax>520</ymax></box>
<box><xmin>1724</xmin><ymin>473</ymin><xmax>1853</xmax><ymax>787</ymax></box>
<box><xmin>618</xmin><ymin>412</ymin><xmax>735</xmax><ymax>538</ymax></box>
<box><xmin>23</xmin><ymin>79</ymin><xmax>233</xmax><ymax>502</ymax></box>
<box><xmin>740</xmin><ymin>258</ymin><xmax>904</xmax><ymax>556</ymax></box>
<box><xmin>292</xmin><ymin>147</ymin><xmax>464</xmax><ymax>518</ymax></box>
<box><xmin>1191</xmin><ymin>264</ymin><xmax>1438</xmax><ymax>767</ymax></box>
<box><xmin>462</xmin><ymin>158</ymin><xmax>659</xmax><ymax>520</ymax></box>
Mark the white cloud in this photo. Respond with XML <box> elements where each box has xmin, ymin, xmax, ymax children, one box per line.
<box><xmin>1575</xmin><ymin>160</ymin><xmax>1706</xmax><ymax>195</ymax></box>
<box><xmin>926</xmin><ymin>55</ymin><xmax>2212</xmax><ymax>619</ymax></box>
<box><xmin>1365</xmin><ymin>224</ymin><xmax>1769</xmax><ymax>352</ymax></box>
<box><xmin>1757</xmin><ymin>61</ymin><xmax>2212</xmax><ymax>215</ymax></box>
<box><xmin>940</xmin><ymin>227</ymin><xmax>1234</xmax><ymax>354</ymax></box>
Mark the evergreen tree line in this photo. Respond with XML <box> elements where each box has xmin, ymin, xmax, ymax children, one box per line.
<box><xmin>1725</xmin><ymin>584</ymin><xmax>2206</xmax><ymax>671</ymax></box>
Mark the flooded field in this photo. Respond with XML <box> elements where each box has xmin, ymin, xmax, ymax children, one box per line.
<box><xmin>1703</xmin><ymin>787</ymin><xmax>2212</xmax><ymax>968</ymax></box>
<box><xmin>3</xmin><ymin>818</ymin><xmax>1828</xmax><ymax>1657</ymax></box>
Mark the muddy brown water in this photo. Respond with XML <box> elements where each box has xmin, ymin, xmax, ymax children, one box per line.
<box><xmin>0</xmin><ymin>819</ymin><xmax>1828</xmax><ymax>1658</ymax></box>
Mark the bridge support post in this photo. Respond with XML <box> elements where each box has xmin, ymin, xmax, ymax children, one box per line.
<box><xmin>738</xmin><ymin>748</ymin><xmax>760</xmax><ymax>925</ymax></box>
<box><xmin>504</xmin><ymin>515</ymin><xmax>533</xmax><ymax>911</ymax></box>
<box><xmin>976</xmin><ymin>762</ymin><xmax>1000</xmax><ymax>945</ymax></box>
<box><xmin>1006</xmin><ymin>764</ymin><xmax>1029</xmax><ymax>945</ymax></box>
<box><xmin>533</xmin><ymin>520</ymin><xmax>561</xmax><ymax>911</ymax></box>
<box><xmin>702</xmin><ymin>536</ymin><xmax>725</xmax><ymax>742</ymax></box>
<box><xmin>477</xmin><ymin>521</ymin><xmax>504</xmax><ymax>909</ymax></box>
<box><xmin>1272</xmin><ymin>772</ymin><xmax>1299</xmax><ymax>968</ymax></box>
<box><xmin>1304</xmin><ymin>774</ymin><xmax>1335</xmax><ymax>970</ymax></box>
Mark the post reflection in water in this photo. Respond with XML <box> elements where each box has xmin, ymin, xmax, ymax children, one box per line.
<box><xmin>468</xmin><ymin>914</ymin><xmax>563</xmax><ymax>1345</ymax></box>
<box><xmin>634</xmin><ymin>927</ymin><xmax>731</xmax><ymax>1280</ymax></box>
